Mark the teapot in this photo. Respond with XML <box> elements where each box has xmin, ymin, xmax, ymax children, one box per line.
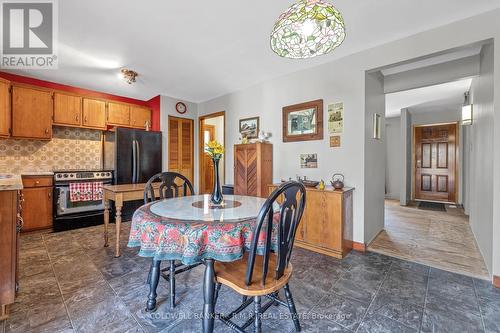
<box><xmin>330</xmin><ymin>173</ymin><xmax>344</xmax><ymax>190</ymax></box>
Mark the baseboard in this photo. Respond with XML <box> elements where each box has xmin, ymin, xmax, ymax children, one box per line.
<box><xmin>494</xmin><ymin>275</ymin><xmax>500</xmax><ymax>288</ymax></box>
<box><xmin>353</xmin><ymin>242</ymin><xmax>366</xmax><ymax>252</ymax></box>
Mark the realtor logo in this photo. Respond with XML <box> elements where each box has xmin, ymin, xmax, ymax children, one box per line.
<box><xmin>1</xmin><ymin>0</ymin><xmax>58</xmax><ymax>69</ymax></box>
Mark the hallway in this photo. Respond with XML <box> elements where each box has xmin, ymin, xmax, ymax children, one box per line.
<box><xmin>369</xmin><ymin>200</ymin><xmax>489</xmax><ymax>280</ymax></box>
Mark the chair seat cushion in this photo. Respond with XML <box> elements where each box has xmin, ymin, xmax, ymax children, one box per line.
<box><xmin>214</xmin><ymin>253</ymin><xmax>293</xmax><ymax>296</ymax></box>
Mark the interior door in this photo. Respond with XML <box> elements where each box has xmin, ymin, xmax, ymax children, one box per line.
<box><xmin>414</xmin><ymin>123</ymin><xmax>457</xmax><ymax>203</ymax></box>
<box><xmin>201</xmin><ymin>124</ymin><xmax>215</xmax><ymax>194</ymax></box>
<box><xmin>168</xmin><ymin>116</ymin><xmax>194</xmax><ymax>185</ymax></box>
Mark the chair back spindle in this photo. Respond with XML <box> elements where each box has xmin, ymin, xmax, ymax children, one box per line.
<box><xmin>144</xmin><ymin>172</ymin><xmax>194</xmax><ymax>204</ymax></box>
<box><xmin>245</xmin><ymin>181</ymin><xmax>306</xmax><ymax>286</ymax></box>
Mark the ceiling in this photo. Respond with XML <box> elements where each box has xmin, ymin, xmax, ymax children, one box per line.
<box><xmin>385</xmin><ymin>78</ymin><xmax>472</xmax><ymax>118</ymax></box>
<box><xmin>4</xmin><ymin>0</ymin><xmax>500</xmax><ymax>102</ymax></box>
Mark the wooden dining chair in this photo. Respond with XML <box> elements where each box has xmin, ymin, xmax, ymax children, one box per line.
<box><xmin>213</xmin><ymin>181</ymin><xmax>306</xmax><ymax>333</ymax></box>
<box><xmin>143</xmin><ymin>172</ymin><xmax>197</xmax><ymax>311</ymax></box>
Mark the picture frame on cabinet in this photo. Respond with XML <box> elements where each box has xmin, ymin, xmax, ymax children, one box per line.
<box><xmin>239</xmin><ymin>117</ymin><xmax>259</xmax><ymax>139</ymax></box>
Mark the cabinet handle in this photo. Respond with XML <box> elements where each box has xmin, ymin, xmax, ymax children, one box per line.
<box><xmin>35</xmin><ymin>180</ymin><xmax>40</xmax><ymax>185</ymax></box>
<box><xmin>76</xmin><ymin>115</ymin><xmax>79</xmax><ymax>122</ymax></box>
<box><xmin>45</xmin><ymin>128</ymin><xmax>49</xmax><ymax>134</ymax></box>
<box><xmin>48</xmin><ymin>191</ymin><xmax>51</xmax><ymax>199</ymax></box>
<box><xmin>84</xmin><ymin>116</ymin><xmax>88</xmax><ymax>123</ymax></box>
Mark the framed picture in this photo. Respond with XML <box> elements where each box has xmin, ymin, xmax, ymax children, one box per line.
<box><xmin>328</xmin><ymin>102</ymin><xmax>344</xmax><ymax>134</ymax></box>
<box><xmin>373</xmin><ymin>113</ymin><xmax>381</xmax><ymax>139</ymax></box>
<box><xmin>239</xmin><ymin>117</ymin><xmax>260</xmax><ymax>139</ymax></box>
<box><xmin>300</xmin><ymin>154</ymin><xmax>318</xmax><ymax>168</ymax></box>
<box><xmin>283</xmin><ymin>99</ymin><xmax>323</xmax><ymax>142</ymax></box>
<box><xmin>330</xmin><ymin>135</ymin><xmax>341</xmax><ymax>147</ymax></box>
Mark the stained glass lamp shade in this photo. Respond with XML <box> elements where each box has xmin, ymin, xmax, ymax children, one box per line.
<box><xmin>270</xmin><ymin>0</ymin><xmax>346</xmax><ymax>59</ymax></box>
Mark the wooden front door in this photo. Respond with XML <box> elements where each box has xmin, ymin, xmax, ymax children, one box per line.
<box><xmin>168</xmin><ymin>116</ymin><xmax>194</xmax><ymax>184</ymax></box>
<box><xmin>201</xmin><ymin>124</ymin><xmax>215</xmax><ymax>194</ymax></box>
<box><xmin>414</xmin><ymin>123</ymin><xmax>457</xmax><ymax>203</ymax></box>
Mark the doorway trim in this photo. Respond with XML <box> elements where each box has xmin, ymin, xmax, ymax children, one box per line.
<box><xmin>198</xmin><ymin>111</ymin><xmax>226</xmax><ymax>193</ymax></box>
<box><xmin>412</xmin><ymin>121</ymin><xmax>459</xmax><ymax>204</ymax></box>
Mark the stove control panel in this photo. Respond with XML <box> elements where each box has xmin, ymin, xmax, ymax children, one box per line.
<box><xmin>54</xmin><ymin>171</ymin><xmax>113</xmax><ymax>181</ymax></box>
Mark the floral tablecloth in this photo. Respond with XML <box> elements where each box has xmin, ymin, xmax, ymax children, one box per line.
<box><xmin>128</xmin><ymin>202</ymin><xmax>279</xmax><ymax>265</ymax></box>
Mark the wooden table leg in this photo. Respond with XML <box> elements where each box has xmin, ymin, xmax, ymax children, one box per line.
<box><xmin>114</xmin><ymin>195</ymin><xmax>123</xmax><ymax>258</ymax></box>
<box><xmin>103</xmin><ymin>199</ymin><xmax>110</xmax><ymax>247</ymax></box>
<box><xmin>202</xmin><ymin>259</ymin><xmax>215</xmax><ymax>333</ymax></box>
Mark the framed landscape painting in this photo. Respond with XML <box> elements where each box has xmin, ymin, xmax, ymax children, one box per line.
<box><xmin>283</xmin><ymin>99</ymin><xmax>323</xmax><ymax>142</ymax></box>
<box><xmin>300</xmin><ymin>154</ymin><xmax>318</xmax><ymax>168</ymax></box>
<box><xmin>239</xmin><ymin>117</ymin><xmax>260</xmax><ymax>139</ymax></box>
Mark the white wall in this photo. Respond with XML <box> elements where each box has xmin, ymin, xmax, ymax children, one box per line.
<box><xmin>400</xmin><ymin>109</ymin><xmax>412</xmax><ymax>205</ymax></box>
<box><xmin>159</xmin><ymin>95</ymin><xmax>199</xmax><ymax>191</ymax></box>
<box><xmin>385</xmin><ymin>117</ymin><xmax>401</xmax><ymax>200</ymax></box>
<box><xmin>469</xmin><ymin>43</ymin><xmax>494</xmax><ymax>275</ymax></box>
<box><xmin>364</xmin><ymin>71</ymin><xmax>386</xmax><ymax>243</ymax></box>
<box><xmin>194</xmin><ymin>9</ymin><xmax>500</xmax><ymax>278</ymax></box>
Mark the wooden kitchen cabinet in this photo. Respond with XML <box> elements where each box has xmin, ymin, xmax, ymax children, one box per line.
<box><xmin>0</xmin><ymin>190</ymin><xmax>20</xmax><ymax>320</ymax></box>
<box><xmin>0</xmin><ymin>78</ymin><xmax>11</xmax><ymax>137</ymax></box>
<box><xmin>107</xmin><ymin>102</ymin><xmax>130</xmax><ymax>126</ymax></box>
<box><xmin>82</xmin><ymin>98</ymin><xmax>106</xmax><ymax>129</ymax></box>
<box><xmin>234</xmin><ymin>143</ymin><xmax>273</xmax><ymax>197</ymax></box>
<box><xmin>130</xmin><ymin>106</ymin><xmax>151</xmax><ymax>129</ymax></box>
<box><xmin>268</xmin><ymin>185</ymin><xmax>354</xmax><ymax>259</ymax></box>
<box><xmin>11</xmin><ymin>85</ymin><xmax>52</xmax><ymax>139</ymax></box>
<box><xmin>21</xmin><ymin>176</ymin><xmax>53</xmax><ymax>232</ymax></box>
<box><xmin>53</xmin><ymin>92</ymin><xmax>82</xmax><ymax>127</ymax></box>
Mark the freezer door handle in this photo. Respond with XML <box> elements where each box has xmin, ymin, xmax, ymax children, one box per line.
<box><xmin>132</xmin><ymin>139</ymin><xmax>137</xmax><ymax>184</ymax></box>
<box><xmin>136</xmin><ymin>140</ymin><xmax>141</xmax><ymax>183</ymax></box>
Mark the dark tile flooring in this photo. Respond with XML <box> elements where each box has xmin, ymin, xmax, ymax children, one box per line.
<box><xmin>2</xmin><ymin>222</ymin><xmax>500</xmax><ymax>333</ymax></box>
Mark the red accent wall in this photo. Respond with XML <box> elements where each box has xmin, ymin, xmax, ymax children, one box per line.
<box><xmin>0</xmin><ymin>71</ymin><xmax>161</xmax><ymax>131</ymax></box>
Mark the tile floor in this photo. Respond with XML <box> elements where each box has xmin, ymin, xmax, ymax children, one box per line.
<box><xmin>369</xmin><ymin>200</ymin><xmax>489</xmax><ymax>280</ymax></box>
<box><xmin>2</xmin><ymin>222</ymin><xmax>500</xmax><ymax>333</ymax></box>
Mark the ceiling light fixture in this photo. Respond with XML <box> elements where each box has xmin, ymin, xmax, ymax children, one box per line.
<box><xmin>119</xmin><ymin>69</ymin><xmax>138</xmax><ymax>84</ymax></box>
<box><xmin>270</xmin><ymin>0</ymin><xmax>346</xmax><ymax>59</ymax></box>
<box><xmin>462</xmin><ymin>91</ymin><xmax>473</xmax><ymax>125</ymax></box>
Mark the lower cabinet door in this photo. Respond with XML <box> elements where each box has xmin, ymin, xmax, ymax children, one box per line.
<box><xmin>21</xmin><ymin>187</ymin><xmax>53</xmax><ymax>231</ymax></box>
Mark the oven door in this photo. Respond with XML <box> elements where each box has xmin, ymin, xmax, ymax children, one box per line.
<box><xmin>55</xmin><ymin>184</ymin><xmax>106</xmax><ymax>216</ymax></box>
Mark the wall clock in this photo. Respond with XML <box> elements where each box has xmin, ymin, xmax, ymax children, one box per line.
<box><xmin>175</xmin><ymin>102</ymin><xmax>187</xmax><ymax>114</ymax></box>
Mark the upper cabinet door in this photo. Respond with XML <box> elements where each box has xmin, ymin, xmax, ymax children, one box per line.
<box><xmin>82</xmin><ymin>98</ymin><xmax>106</xmax><ymax>129</ymax></box>
<box><xmin>53</xmin><ymin>92</ymin><xmax>82</xmax><ymax>126</ymax></box>
<box><xmin>0</xmin><ymin>79</ymin><xmax>10</xmax><ymax>137</ymax></box>
<box><xmin>130</xmin><ymin>106</ymin><xmax>151</xmax><ymax>129</ymax></box>
<box><xmin>107</xmin><ymin>102</ymin><xmax>130</xmax><ymax>126</ymax></box>
<box><xmin>12</xmin><ymin>86</ymin><xmax>52</xmax><ymax>139</ymax></box>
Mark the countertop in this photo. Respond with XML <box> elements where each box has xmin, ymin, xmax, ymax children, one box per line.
<box><xmin>0</xmin><ymin>174</ymin><xmax>23</xmax><ymax>191</ymax></box>
<box><xmin>21</xmin><ymin>171</ymin><xmax>54</xmax><ymax>176</ymax></box>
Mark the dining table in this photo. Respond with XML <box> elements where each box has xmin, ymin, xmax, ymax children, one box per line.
<box><xmin>127</xmin><ymin>194</ymin><xmax>279</xmax><ymax>333</ymax></box>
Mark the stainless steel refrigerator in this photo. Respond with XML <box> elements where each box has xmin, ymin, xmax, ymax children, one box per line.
<box><xmin>104</xmin><ymin>128</ymin><xmax>162</xmax><ymax>219</ymax></box>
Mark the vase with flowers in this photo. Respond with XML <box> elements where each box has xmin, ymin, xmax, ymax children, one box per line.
<box><xmin>205</xmin><ymin>140</ymin><xmax>224</xmax><ymax>205</ymax></box>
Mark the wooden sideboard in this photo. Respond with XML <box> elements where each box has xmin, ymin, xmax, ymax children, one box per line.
<box><xmin>234</xmin><ymin>142</ymin><xmax>273</xmax><ymax>198</ymax></box>
<box><xmin>269</xmin><ymin>184</ymin><xmax>354</xmax><ymax>259</ymax></box>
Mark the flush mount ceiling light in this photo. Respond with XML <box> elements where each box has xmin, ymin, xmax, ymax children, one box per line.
<box><xmin>119</xmin><ymin>69</ymin><xmax>138</xmax><ymax>84</ymax></box>
<box><xmin>270</xmin><ymin>0</ymin><xmax>346</xmax><ymax>59</ymax></box>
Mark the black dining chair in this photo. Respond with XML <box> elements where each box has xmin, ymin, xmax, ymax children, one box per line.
<box><xmin>143</xmin><ymin>171</ymin><xmax>197</xmax><ymax>311</ymax></box>
<box><xmin>213</xmin><ymin>181</ymin><xmax>306</xmax><ymax>333</ymax></box>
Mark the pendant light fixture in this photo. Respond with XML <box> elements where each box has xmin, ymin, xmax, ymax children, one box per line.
<box><xmin>270</xmin><ymin>0</ymin><xmax>346</xmax><ymax>59</ymax></box>
<box><xmin>462</xmin><ymin>92</ymin><xmax>473</xmax><ymax>125</ymax></box>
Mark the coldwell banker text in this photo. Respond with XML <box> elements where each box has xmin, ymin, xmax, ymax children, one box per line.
<box><xmin>1</xmin><ymin>0</ymin><xmax>58</xmax><ymax>69</ymax></box>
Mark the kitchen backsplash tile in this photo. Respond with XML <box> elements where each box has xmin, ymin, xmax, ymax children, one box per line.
<box><xmin>0</xmin><ymin>127</ymin><xmax>102</xmax><ymax>173</ymax></box>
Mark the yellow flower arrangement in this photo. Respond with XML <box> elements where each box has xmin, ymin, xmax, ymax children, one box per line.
<box><xmin>205</xmin><ymin>140</ymin><xmax>224</xmax><ymax>160</ymax></box>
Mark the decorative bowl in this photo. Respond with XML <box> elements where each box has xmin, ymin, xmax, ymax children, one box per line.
<box><xmin>299</xmin><ymin>179</ymin><xmax>320</xmax><ymax>188</ymax></box>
